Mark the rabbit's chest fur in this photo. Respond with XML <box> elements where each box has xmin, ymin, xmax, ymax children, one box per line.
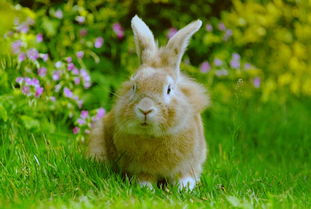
<box><xmin>113</xmin><ymin>121</ymin><xmax>201</xmax><ymax>177</ymax></box>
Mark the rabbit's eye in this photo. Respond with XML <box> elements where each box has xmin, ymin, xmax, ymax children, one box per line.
<box><xmin>132</xmin><ymin>84</ymin><xmax>136</xmax><ymax>92</ymax></box>
<box><xmin>167</xmin><ymin>85</ymin><xmax>171</xmax><ymax>95</ymax></box>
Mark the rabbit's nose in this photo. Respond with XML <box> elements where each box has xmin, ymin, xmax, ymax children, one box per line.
<box><xmin>138</xmin><ymin>107</ymin><xmax>154</xmax><ymax>115</ymax></box>
<box><xmin>136</xmin><ymin>97</ymin><xmax>156</xmax><ymax>119</ymax></box>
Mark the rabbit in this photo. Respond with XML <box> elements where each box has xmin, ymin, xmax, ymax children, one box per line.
<box><xmin>88</xmin><ymin>15</ymin><xmax>209</xmax><ymax>190</ymax></box>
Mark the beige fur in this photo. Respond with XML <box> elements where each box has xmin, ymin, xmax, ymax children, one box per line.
<box><xmin>88</xmin><ymin>15</ymin><xmax>209</xmax><ymax>190</ymax></box>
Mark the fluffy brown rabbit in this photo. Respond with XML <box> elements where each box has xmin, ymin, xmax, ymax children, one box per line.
<box><xmin>88</xmin><ymin>15</ymin><xmax>209</xmax><ymax>190</ymax></box>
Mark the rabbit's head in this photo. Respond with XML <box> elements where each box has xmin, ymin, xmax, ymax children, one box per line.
<box><xmin>114</xmin><ymin>15</ymin><xmax>207</xmax><ymax>137</ymax></box>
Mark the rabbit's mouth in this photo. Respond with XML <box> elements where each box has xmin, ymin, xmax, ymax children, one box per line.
<box><xmin>141</xmin><ymin>122</ymin><xmax>149</xmax><ymax>126</ymax></box>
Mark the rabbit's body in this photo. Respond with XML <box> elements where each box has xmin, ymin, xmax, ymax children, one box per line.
<box><xmin>88</xmin><ymin>16</ymin><xmax>209</xmax><ymax>190</ymax></box>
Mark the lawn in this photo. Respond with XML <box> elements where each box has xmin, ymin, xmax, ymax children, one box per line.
<box><xmin>1</xmin><ymin>96</ymin><xmax>310</xmax><ymax>209</ymax></box>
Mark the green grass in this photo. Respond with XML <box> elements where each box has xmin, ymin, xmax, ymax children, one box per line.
<box><xmin>0</xmin><ymin>97</ymin><xmax>310</xmax><ymax>209</ymax></box>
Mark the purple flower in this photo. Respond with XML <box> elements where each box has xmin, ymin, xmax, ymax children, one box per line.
<box><xmin>167</xmin><ymin>28</ymin><xmax>177</xmax><ymax>39</ymax></box>
<box><xmin>66</xmin><ymin>57</ymin><xmax>72</xmax><ymax>63</ymax></box>
<box><xmin>80</xmin><ymin>110</ymin><xmax>89</xmax><ymax>119</ymax></box>
<box><xmin>79</xmin><ymin>29</ymin><xmax>88</xmax><ymax>37</ymax></box>
<box><xmin>68</xmin><ymin>63</ymin><xmax>75</xmax><ymax>71</ymax></box>
<box><xmin>18</xmin><ymin>53</ymin><xmax>26</xmax><ymax>62</ymax></box>
<box><xmin>11</xmin><ymin>40</ymin><xmax>22</xmax><ymax>54</ymax></box>
<box><xmin>72</xmin><ymin>127</ymin><xmax>80</xmax><ymax>134</ymax></box>
<box><xmin>52</xmin><ymin>71</ymin><xmax>61</xmax><ymax>81</ymax></box>
<box><xmin>223</xmin><ymin>29</ymin><xmax>233</xmax><ymax>41</ymax></box>
<box><xmin>230</xmin><ymin>53</ymin><xmax>241</xmax><ymax>69</ymax></box>
<box><xmin>74</xmin><ymin>77</ymin><xmax>80</xmax><ymax>85</ymax></box>
<box><xmin>55</xmin><ymin>9</ymin><xmax>63</xmax><ymax>19</ymax></box>
<box><xmin>80</xmin><ymin>69</ymin><xmax>91</xmax><ymax>88</ymax></box>
<box><xmin>27</xmin><ymin>48</ymin><xmax>39</xmax><ymax>61</ymax></box>
<box><xmin>214</xmin><ymin>58</ymin><xmax>223</xmax><ymax>67</ymax></box>
<box><xmin>40</xmin><ymin>53</ymin><xmax>49</xmax><ymax>62</ymax></box>
<box><xmin>72</xmin><ymin>68</ymin><xmax>79</xmax><ymax>75</ymax></box>
<box><xmin>55</xmin><ymin>61</ymin><xmax>62</xmax><ymax>68</ymax></box>
<box><xmin>16</xmin><ymin>24</ymin><xmax>29</xmax><ymax>33</ymax></box>
<box><xmin>93</xmin><ymin>108</ymin><xmax>105</xmax><ymax>121</ymax></box>
<box><xmin>35</xmin><ymin>86</ymin><xmax>44</xmax><ymax>97</ymax></box>
<box><xmin>16</xmin><ymin>77</ymin><xmax>24</xmax><ymax>84</ymax></box>
<box><xmin>76</xmin><ymin>51</ymin><xmax>84</xmax><ymax>59</ymax></box>
<box><xmin>22</xmin><ymin>86</ymin><xmax>30</xmax><ymax>95</ymax></box>
<box><xmin>206</xmin><ymin>24</ymin><xmax>213</xmax><ymax>32</ymax></box>
<box><xmin>50</xmin><ymin>96</ymin><xmax>56</xmax><ymax>102</ymax></box>
<box><xmin>36</xmin><ymin>34</ymin><xmax>43</xmax><ymax>42</ymax></box>
<box><xmin>73</xmin><ymin>96</ymin><xmax>83</xmax><ymax>108</ymax></box>
<box><xmin>244</xmin><ymin>63</ymin><xmax>252</xmax><ymax>70</ymax></box>
<box><xmin>75</xmin><ymin>16</ymin><xmax>85</xmax><ymax>24</ymax></box>
<box><xmin>94</xmin><ymin>37</ymin><xmax>104</xmax><ymax>48</ymax></box>
<box><xmin>215</xmin><ymin>69</ymin><xmax>229</xmax><ymax>77</ymax></box>
<box><xmin>253</xmin><ymin>77</ymin><xmax>261</xmax><ymax>88</ymax></box>
<box><xmin>218</xmin><ymin>23</ymin><xmax>226</xmax><ymax>31</ymax></box>
<box><xmin>200</xmin><ymin>61</ymin><xmax>211</xmax><ymax>73</ymax></box>
<box><xmin>63</xmin><ymin>87</ymin><xmax>73</xmax><ymax>98</ymax></box>
<box><xmin>25</xmin><ymin>78</ymin><xmax>40</xmax><ymax>87</ymax></box>
<box><xmin>38</xmin><ymin>67</ymin><xmax>47</xmax><ymax>77</ymax></box>
<box><xmin>112</xmin><ymin>23</ymin><xmax>124</xmax><ymax>39</ymax></box>
<box><xmin>77</xmin><ymin>118</ymin><xmax>86</xmax><ymax>125</ymax></box>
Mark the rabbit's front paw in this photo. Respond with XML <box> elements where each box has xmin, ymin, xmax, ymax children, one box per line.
<box><xmin>178</xmin><ymin>176</ymin><xmax>196</xmax><ymax>191</ymax></box>
<box><xmin>138</xmin><ymin>181</ymin><xmax>154</xmax><ymax>190</ymax></box>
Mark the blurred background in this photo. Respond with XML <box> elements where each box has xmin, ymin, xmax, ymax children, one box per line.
<box><xmin>0</xmin><ymin>1</ymin><xmax>310</xmax><ymax>207</ymax></box>
<box><xmin>0</xmin><ymin>0</ymin><xmax>310</xmax><ymax>137</ymax></box>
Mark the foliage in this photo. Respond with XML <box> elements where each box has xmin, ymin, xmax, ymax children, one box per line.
<box><xmin>221</xmin><ymin>0</ymin><xmax>311</xmax><ymax>100</ymax></box>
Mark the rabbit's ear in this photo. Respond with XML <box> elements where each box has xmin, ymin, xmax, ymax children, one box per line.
<box><xmin>131</xmin><ymin>15</ymin><xmax>156</xmax><ymax>64</ymax></box>
<box><xmin>165</xmin><ymin>20</ymin><xmax>202</xmax><ymax>73</ymax></box>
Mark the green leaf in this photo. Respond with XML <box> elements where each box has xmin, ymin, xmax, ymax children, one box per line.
<box><xmin>20</xmin><ymin>115</ymin><xmax>40</xmax><ymax>130</ymax></box>
<box><xmin>0</xmin><ymin>104</ymin><xmax>7</xmax><ymax>122</ymax></box>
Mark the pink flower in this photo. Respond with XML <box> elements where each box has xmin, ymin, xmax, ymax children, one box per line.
<box><xmin>79</xmin><ymin>29</ymin><xmax>88</xmax><ymax>37</ymax></box>
<box><xmin>52</xmin><ymin>71</ymin><xmax>61</xmax><ymax>81</ymax></box>
<box><xmin>75</xmin><ymin>16</ymin><xmax>85</xmax><ymax>24</ymax></box>
<box><xmin>40</xmin><ymin>53</ymin><xmax>49</xmax><ymax>62</ymax></box>
<box><xmin>72</xmin><ymin>68</ymin><xmax>79</xmax><ymax>75</ymax></box>
<box><xmin>38</xmin><ymin>67</ymin><xmax>47</xmax><ymax>77</ymax></box>
<box><xmin>93</xmin><ymin>108</ymin><xmax>105</xmax><ymax>121</ymax></box>
<box><xmin>80</xmin><ymin>69</ymin><xmax>91</xmax><ymax>88</ymax></box>
<box><xmin>80</xmin><ymin>110</ymin><xmax>89</xmax><ymax>119</ymax></box>
<box><xmin>27</xmin><ymin>48</ymin><xmax>39</xmax><ymax>61</ymax></box>
<box><xmin>167</xmin><ymin>28</ymin><xmax>177</xmax><ymax>39</ymax></box>
<box><xmin>68</xmin><ymin>63</ymin><xmax>75</xmax><ymax>71</ymax></box>
<box><xmin>66</xmin><ymin>57</ymin><xmax>72</xmax><ymax>63</ymax></box>
<box><xmin>206</xmin><ymin>24</ymin><xmax>213</xmax><ymax>32</ymax></box>
<box><xmin>16</xmin><ymin>77</ymin><xmax>24</xmax><ymax>84</ymax></box>
<box><xmin>63</xmin><ymin>87</ymin><xmax>73</xmax><ymax>98</ymax></box>
<box><xmin>36</xmin><ymin>34</ymin><xmax>43</xmax><ymax>42</ymax></box>
<box><xmin>94</xmin><ymin>37</ymin><xmax>104</xmax><ymax>48</ymax></box>
<box><xmin>35</xmin><ymin>86</ymin><xmax>44</xmax><ymax>97</ymax></box>
<box><xmin>55</xmin><ymin>9</ymin><xmax>63</xmax><ymax>19</ymax></box>
<box><xmin>112</xmin><ymin>23</ymin><xmax>124</xmax><ymax>39</ymax></box>
<box><xmin>200</xmin><ymin>61</ymin><xmax>210</xmax><ymax>73</ymax></box>
<box><xmin>11</xmin><ymin>40</ymin><xmax>22</xmax><ymax>54</ymax></box>
<box><xmin>25</xmin><ymin>78</ymin><xmax>40</xmax><ymax>87</ymax></box>
<box><xmin>22</xmin><ymin>86</ymin><xmax>30</xmax><ymax>95</ymax></box>
<box><xmin>18</xmin><ymin>53</ymin><xmax>26</xmax><ymax>62</ymax></box>
<box><xmin>77</xmin><ymin>118</ymin><xmax>86</xmax><ymax>125</ymax></box>
<box><xmin>73</xmin><ymin>127</ymin><xmax>80</xmax><ymax>134</ymax></box>
<box><xmin>74</xmin><ymin>77</ymin><xmax>80</xmax><ymax>85</ymax></box>
<box><xmin>76</xmin><ymin>51</ymin><xmax>84</xmax><ymax>59</ymax></box>
<box><xmin>253</xmin><ymin>77</ymin><xmax>261</xmax><ymax>88</ymax></box>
